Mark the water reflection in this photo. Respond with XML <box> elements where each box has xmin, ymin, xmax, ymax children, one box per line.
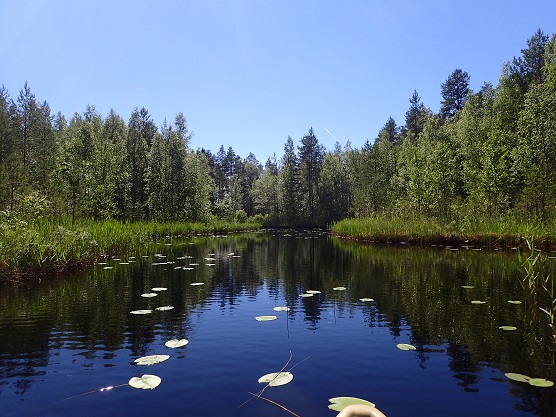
<box><xmin>0</xmin><ymin>231</ymin><xmax>555</xmax><ymax>417</ymax></box>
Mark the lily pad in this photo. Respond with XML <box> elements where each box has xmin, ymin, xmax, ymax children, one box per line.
<box><xmin>130</xmin><ymin>309</ymin><xmax>153</xmax><ymax>315</ymax></box>
<box><xmin>273</xmin><ymin>306</ymin><xmax>290</xmax><ymax>311</ymax></box>
<box><xmin>505</xmin><ymin>372</ymin><xmax>531</xmax><ymax>382</ymax></box>
<box><xmin>141</xmin><ymin>293</ymin><xmax>158</xmax><ymax>298</ymax></box>
<box><xmin>258</xmin><ymin>372</ymin><xmax>293</xmax><ymax>387</ymax></box>
<box><xmin>499</xmin><ymin>325</ymin><xmax>517</xmax><ymax>331</ymax></box>
<box><xmin>471</xmin><ymin>300</ymin><xmax>486</xmax><ymax>304</ymax></box>
<box><xmin>151</xmin><ymin>287</ymin><xmax>167</xmax><ymax>291</ymax></box>
<box><xmin>333</xmin><ymin>286</ymin><xmax>346</xmax><ymax>291</ymax></box>
<box><xmin>128</xmin><ymin>374</ymin><xmax>161</xmax><ymax>390</ymax></box>
<box><xmin>255</xmin><ymin>315</ymin><xmax>278</xmax><ymax>321</ymax></box>
<box><xmin>165</xmin><ymin>338</ymin><xmax>189</xmax><ymax>348</ymax></box>
<box><xmin>396</xmin><ymin>343</ymin><xmax>416</xmax><ymax>351</ymax></box>
<box><xmin>359</xmin><ymin>298</ymin><xmax>374</xmax><ymax>302</ymax></box>
<box><xmin>508</xmin><ymin>300</ymin><xmax>522</xmax><ymax>305</ymax></box>
<box><xmin>155</xmin><ymin>306</ymin><xmax>174</xmax><ymax>311</ymax></box>
<box><xmin>134</xmin><ymin>355</ymin><xmax>170</xmax><ymax>366</ymax></box>
<box><xmin>328</xmin><ymin>397</ymin><xmax>376</xmax><ymax>412</ymax></box>
<box><xmin>528</xmin><ymin>378</ymin><xmax>554</xmax><ymax>387</ymax></box>
<box><xmin>461</xmin><ymin>285</ymin><xmax>475</xmax><ymax>289</ymax></box>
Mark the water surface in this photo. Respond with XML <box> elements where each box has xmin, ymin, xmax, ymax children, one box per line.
<box><xmin>1</xmin><ymin>231</ymin><xmax>555</xmax><ymax>417</ymax></box>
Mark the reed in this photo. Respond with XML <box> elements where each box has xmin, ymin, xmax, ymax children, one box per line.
<box><xmin>0</xmin><ymin>213</ymin><xmax>261</xmax><ymax>278</ymax></box>
<box><xmin>331</xmin><ymin>214</ymin><xmax>556</xmax><ymax>249</ymax></box>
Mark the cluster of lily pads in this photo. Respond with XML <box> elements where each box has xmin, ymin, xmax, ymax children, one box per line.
<box><xmin>128</xmin><ymin>282</ymin><xmax>189</xmax><ymax>389</ymax></box>
<box><xmin>253</xmin><ymin>285</ymin><xmax>376</xmax><ymax>322</ymax></box>
<box><xmin>128</xmin><ymin>338</ymin><xmax>189</xmax><ymax>390</ymax></box>
<box><xmin>126</xmin><ymin>249</ymin><xmax>219</xmax><ymax>389</ymax></box>
<box><xmin>461</xmin><ymin>285</ymin><xmax>553</xmax><ymax>387</ymax></box>
<box><xmin>505</xmin><ymin>372</ymin><xmax>554</xmax><ymax>388</ymax></box>
<box><xmin>130</xmin><ymin>287</ymin><xmax>175</xmax><ymax>315</ymax></box>
<box><xmin>462</xmin><ymin>285</ymin><xmax>524</xmax><ymax>331</ymax></box>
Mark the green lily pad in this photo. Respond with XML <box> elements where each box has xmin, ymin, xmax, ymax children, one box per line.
<box><xmin>165</xmin><ymin>338</ymin><xmax>189</xmax><ymax>348</ymax></box>
<box><xmin>505</xmin><ymin>372</ymin><xmax>531</xmax><ymax>382</ymax></box>
<box><xmin>258</xmin><ymin>371</ymin><xmax>293</xmax><ymax>387</ymax></box>
<box><xmin>134</xmin><ymin>355</ymin><xmax>170</xmax><ymax>366</ymax></box>
<box><xmin>528</xmin><ymin>378</ymin><xmax>554</xmax><ymax>387</ymax></box>
<box><xmin>128</xmin><ymin>374</ymin><xmax>161</xmax><ymax>390</ymax></box>
<box><xmin>471</xmin><ymin>300</ymin><xmax>486</xmax><ymax>304</ymax></box>
<box><xmin>499</xmin><ymin>325</ymin><xmax>517</xmax><ymax>331</ymax></box>
<box><xmin>255</xmin><ymin>315</ymin><xmax>278</xmax><ymax>321</ymax></box>
<box><xmin>333</xmin><ymin>286</ymin><xmax>346</xmax><ymax>291</ymax></box>
<box><xmin>328</xmin><ymin>397</ymin><xmax>376</xmax><ymax>412</ymax></box>
<box><xmin>141</xmin><ymin>293</ymin><xmax>158</xmax><ymax>298</ymax></box>
<box><xmin>396</xmin><ymin>343</ymin><xmax>416</xmax><ymax>351</ymax></box>
<box><xmin>508</xmin><ymin>300</ymin><xmax>522</xmax><ymax>305</ymax></box>
<box><xmin>359</xmin><ymin>298</ymin><xmax>374</xmax><ymax>302</ymax></box>
<box><xmin>130</xmin><ymin>309</ymin><xmax>153</xmax><ymax>314</ymax></box>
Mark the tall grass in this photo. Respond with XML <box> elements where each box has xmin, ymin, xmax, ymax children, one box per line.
<box><xmin>331</xmin><ymin>214</ymin><xmax>556</xmax><ymax>249</ymax></box>
<box><xmin>0</xmin><ymin>213</ymin><xmax>261</xmax><ymax>278</ymax></box>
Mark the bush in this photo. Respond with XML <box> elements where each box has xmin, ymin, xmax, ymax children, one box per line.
<box><xmin>234</xmin><ymin>209</ymin><xmax>248</xmax><ymax>223</ymax></box>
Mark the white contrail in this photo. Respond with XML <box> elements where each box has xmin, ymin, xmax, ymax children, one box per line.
<box><xmin>325</xmin><ymin>128</ymin><xmax>338</xmax><ymax>142</ymax></box>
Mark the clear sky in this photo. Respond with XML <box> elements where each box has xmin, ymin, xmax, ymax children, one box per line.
<box><xmin>2</xmin><ymin>0</ymin><xmax>555</xmax><ymax>163</ymax></box>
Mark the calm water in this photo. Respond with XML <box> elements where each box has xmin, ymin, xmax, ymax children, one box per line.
<box><xmin>1</xmin><ymin>231</ymin><xmax>555</xmax><ymax>417</ymax></box>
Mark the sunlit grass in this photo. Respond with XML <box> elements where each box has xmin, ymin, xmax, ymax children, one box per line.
<box><xmin>0</xmin><ymin>215</ymin><xmax>262</xmax><ymax>277</ymax></box>
<box><xmin>331</xmin><ymin>214</ymin><xmax>556</xmax><ymax>249</ymax></box>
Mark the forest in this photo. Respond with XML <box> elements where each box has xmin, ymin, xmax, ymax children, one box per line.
<box><xmin>1</xmin><ymin>29</ymin><xmax>555</xmax><ymax>231</ymax></box>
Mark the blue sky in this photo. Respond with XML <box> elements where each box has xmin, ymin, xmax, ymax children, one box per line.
<box><xmin>2</xmin><ymin>0</ymin><xmax>555</xmax><ymax>162</ymax></box>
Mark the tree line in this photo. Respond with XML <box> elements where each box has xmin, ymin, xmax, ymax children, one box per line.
<box><xmin>1</xmin><ymin>29</ymin><xmax>555</xmax><ymax>227</ymax></box>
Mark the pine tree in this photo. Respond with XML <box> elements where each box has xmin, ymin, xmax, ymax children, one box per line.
<box><xmin>298</xmin><ymin>127</ymin><xmax>324</xmax><ymax>223</ymax></box>
<box><xmin>279</xmin><ymin>136</ymin><xmax>299</xmax><ymax>225</ymax></box>
<box><xmin>440</xmin><ymin>69</ymin><xmax>470</xmax><ymax>119</ymax></box>
<box><xmin>405</xmin><ymin>90</ymin><xmax>425</xmax><ymax>137</ymax></box>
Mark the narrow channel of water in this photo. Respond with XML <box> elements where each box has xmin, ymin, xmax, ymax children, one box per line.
<box><xmin>0</xmin><ymin>231</ymin><xmax>554</xmax><ymax>417</ymax></box>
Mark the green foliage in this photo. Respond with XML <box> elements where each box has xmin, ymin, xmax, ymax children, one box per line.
<box><xmin>318</xmin><ymin>145</ymin><xmax>350</xmax><ymax>225</ymax></box>
<box><xmin>2</xmin><ymin>29</ymin><xmax>556</xmax><ymax>246</ymax></box>
<box><xmin>234</xmin><ymin>209</ymin><xmax>248</xmax><ymax>223</ymax></box>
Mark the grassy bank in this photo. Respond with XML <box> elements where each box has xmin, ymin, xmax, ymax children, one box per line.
<box><xmin>330</xmin><ymin>214</ymin><xmax>556</xmax><ymax>249</ymax></box>
<box><xmin>0</xmin><ymin>215</ymin><xmax>261</xmax><ymax>279</ymax></box>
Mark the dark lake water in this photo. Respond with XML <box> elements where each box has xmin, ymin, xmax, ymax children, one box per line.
<box><xmin>1</xmin><ymin>230</ymin><xmax>555</xmax><ymax>417</ymax></box>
